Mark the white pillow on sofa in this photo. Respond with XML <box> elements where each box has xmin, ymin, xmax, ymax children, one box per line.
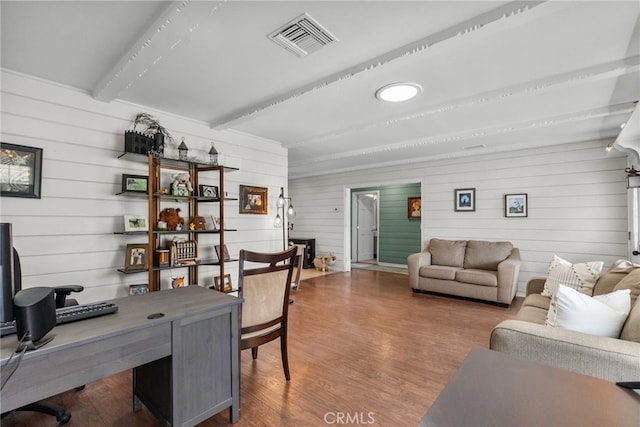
<box><xmin>541</xmin><ymin>255</ymin><xmax>603</xmax><ymax>297</ymax></box>
<box><xmin>546</xmin><ymin>285</ymin><xmax>631</xmax><ymax>338</ymax></box>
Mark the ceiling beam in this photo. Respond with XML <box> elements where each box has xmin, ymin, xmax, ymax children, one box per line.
<box><xmin>209</xmin><ymin>0</ymin><xmax>548</xmax><ymax>130</ymax></box>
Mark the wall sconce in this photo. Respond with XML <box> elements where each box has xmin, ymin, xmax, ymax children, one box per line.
<box><xmin>209</xmin><ymin>142</ymin><xmax>218</xmax><ymax>165</ymax></box>
<box><xmin>275</xmin><ymin>187</ymin><xmax>295</xmax><ymax>250</ymax></box>
<box><xmin>178</xmin><ymin>137</ymin><xmax>189</xmax><ymax>161</ymax></box>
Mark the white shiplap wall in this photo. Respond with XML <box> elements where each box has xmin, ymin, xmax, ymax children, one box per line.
<box><xmin>289</xmin><ymin>140</ymin><xmax>629</xmax><ymax>295</ymax></box>
<box><xmin>0</xmin><ymin>70</ymin><xmax>288</xmax><ymax>303</ymax></box>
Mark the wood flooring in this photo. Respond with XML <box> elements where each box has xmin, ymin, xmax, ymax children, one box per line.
<box><xmin>2</xmin><ymin>269</ymin><xmax>522</xmax><ymax>427</ymax></box>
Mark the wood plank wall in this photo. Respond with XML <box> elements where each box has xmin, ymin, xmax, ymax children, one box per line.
<box><xmin>289</xmin><ymin>140</ymin><xmax>630</xmax><ymax>295</ymax></box>
<box><xmin>0</xmin><ymin>70</ymin><xmax>288</xmax><ymax>303</ymax></box>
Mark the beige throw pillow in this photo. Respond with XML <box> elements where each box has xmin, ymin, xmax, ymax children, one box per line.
<box><xmin>541</xmin><ymin>255</ymin><xmax>603</xmax><ymax>297</ymax></box>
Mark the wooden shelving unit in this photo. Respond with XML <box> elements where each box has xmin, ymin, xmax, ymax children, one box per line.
<box><xmin>118</xmin><ymin>152</ymin><xmax>238</xmax><ymax>291</ymax></box>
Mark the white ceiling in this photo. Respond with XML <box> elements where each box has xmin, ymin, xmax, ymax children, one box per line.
<box><xmin>1</xmin><ymin>1</ymin><xmax>639</xmax><ymax>178</ymax></box>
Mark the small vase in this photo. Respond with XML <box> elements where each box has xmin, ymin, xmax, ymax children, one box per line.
<box><xmin>154</xmin><ymin>133</ymin><xmax>164</xmax><ymax>155</ymax></box>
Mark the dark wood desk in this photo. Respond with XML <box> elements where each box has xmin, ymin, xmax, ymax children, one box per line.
<box><xmin>420</xmin><ymin>347</ymin><xmax>640</xmax><ymax>427</ymax></box>
<box><xmin>0</xmin><ymin>286</ymin><xmax>241</xmax><ymax>426</ymax></box>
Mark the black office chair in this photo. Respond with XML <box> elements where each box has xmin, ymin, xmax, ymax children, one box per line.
<box><xmin>9</xmin><ymin>285</ymin><xmax>84</xmax><ymax>424</ymax></box>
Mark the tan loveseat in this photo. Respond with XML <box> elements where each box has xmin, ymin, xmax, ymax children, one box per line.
<box><xmin>408</xmin><ymin>239</ymin><xmax>521</xmax><ymax>307</ymax></box>
<box><xmin>490</xmin><ymin>263</ymin><xmax>640</xmax><ymax>382</ymax></box>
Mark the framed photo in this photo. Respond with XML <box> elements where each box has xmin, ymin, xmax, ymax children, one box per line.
<box><xmin>215</xmin><ymin>244</ymin><xmax>231</xmax><ymax>261</ymax></box>
<box><xmin>454</xmin><ymin>188</ymin><xmax>476</xmax><ymax>212</ymax></box>
<box><xmin>199</xmin><ymin>184</ymin><xmax>219</xmax><ymax>198</ymax></box>
<box><xmin>124</xmin><ymin>215</ymin><xmax>149</xmax><ymax>232</ymax></box>
<box><xmin>0</xmin><ymin>142</ymin><xmax>43</xmax><ymax>199</ymax></box>
<box><xmin>122</xmin><ymin>174</ymin><xmax>148</xmax><ymax>193</ymax></box>
<box><xmin>214</xmin><ymin>273</ymin><xmax>232</xmax><ymax>292</ymax></box>
<box><xmin>124</xmin><ymin>243</ymin><xmax>148</xmax><ymax>272</ymax></box>
<box><xmin>505</xmin><ymin>193</ymin><xmax>528</xmax><ymax>217</ymax></box>
<box><xmin>128</xmin><ymin>283</ymin><xmax>148</xmax><ymax>295</ymax></box>
<box><xmin>239</xmin><ymin>185</ymin><xmax>268</xmax><ymax>214</ymax></box>
<box><xmin>408</xmin><ymin>197</ymin><xmax>421</xmax><ymax>219</ymax></box>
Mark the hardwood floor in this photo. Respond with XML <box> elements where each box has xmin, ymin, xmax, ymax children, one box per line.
<box><xmin>2</xmin><ymin>269</ymin><xmax>522</xmax><ymax>426</ymax></box>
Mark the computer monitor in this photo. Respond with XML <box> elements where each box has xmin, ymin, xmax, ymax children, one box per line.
<box><xmin>1</xmin><ymin>222</ymin><xmax>22</xmax><ymax>323</ymax></box>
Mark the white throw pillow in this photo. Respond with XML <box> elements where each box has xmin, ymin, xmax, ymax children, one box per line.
<box><xmin>546</xmin><ymin>285</ymin><xmax>631</xmax><ymax>338</ymax></box>
<box><xmin>541</xmin><ymin>255</ymin><xmax>603</xmax><ymax>297</ymax></box>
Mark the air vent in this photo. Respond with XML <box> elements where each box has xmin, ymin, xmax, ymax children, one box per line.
<box><xmin>269</xmin><ymin>13</ymin><xmax>338</xmax><ymax>57</ymax></box>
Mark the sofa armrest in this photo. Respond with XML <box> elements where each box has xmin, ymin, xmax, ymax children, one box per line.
<box><xmin>408</xmin><ymin>250</ymin><xmax>431</xmax><ymax>289</ymax></box>
<box><xmin>496</xmin><ymin>248</ymin><xmax>521</xmax><ymax>305</ymax></box>
<box><xmin>490</xmin><ymin>319</ymin><xmax>640</xmax><ymax>382</ymax></box>
<box><xmin>526</xmin><ymin>277</ymin><xmax>547</xmax><ymax>296</ymax></box>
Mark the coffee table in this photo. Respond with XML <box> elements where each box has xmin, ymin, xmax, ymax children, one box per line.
<box><xmin>419</xmin><ymin>347</ymin><xmax>640</xmax><ymax>426</ymax></box>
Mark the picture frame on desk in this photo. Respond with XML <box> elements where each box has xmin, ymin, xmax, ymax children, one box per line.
<box><xmin>129</xmin><ymin>283</ymin><xmax>148</xmax><ymax>295</ymax></box>
<box><xmin>214</xmin><ymin>274</ymin><xmax>232</xmax><ymax>292</ymax></box>
<box><xmin>124</xmin><ymin>243</ymin><xmax>148</xmax><ymax>272</ymax></box>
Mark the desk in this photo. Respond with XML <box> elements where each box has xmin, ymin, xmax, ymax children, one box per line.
<box><xmin>419</xmin><ymin>347</ymin><xmax>640</xmax><ymax>427</ymax></box>
<box><xmin>0</xmin><ymin>286</ymin><xmax>241</xmax><ymax>426</ymax></box>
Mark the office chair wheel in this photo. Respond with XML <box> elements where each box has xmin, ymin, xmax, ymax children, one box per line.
<box><xmin>57</xmin><ymin>410</ymin><xmax>71</xmax><ymax>424</ymax></box>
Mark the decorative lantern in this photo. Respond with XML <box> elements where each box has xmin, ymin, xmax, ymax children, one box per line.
<box><xmin>209</xmin><ymin>142</ymin><xmax>219</xmax><ymax>165</ymax></box>
<box><xmin>178</xmin><ymin>137</ymin><xmax>189</xmax><ymax>161</ymax></box>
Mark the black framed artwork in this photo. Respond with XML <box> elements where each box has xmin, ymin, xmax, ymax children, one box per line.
<box><xmin>0</xmin><ymin>143</ymin><xmax>43</xmax><ymax>198</ymax></box>
<box><xmin>454</xmin><ymin>188</ymin><xmax>475</xmax><ymax>212</ymax></box>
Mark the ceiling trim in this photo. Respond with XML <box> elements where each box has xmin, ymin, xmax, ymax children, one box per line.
<box><xmin>209</xmin><ymin>0</ymin><xmax>547</xmax><ymax>129</ymax></box>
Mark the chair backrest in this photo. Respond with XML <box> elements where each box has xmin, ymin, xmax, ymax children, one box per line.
<box><xmin>238</xmin><ymin>247</ymin><xmax>297</xmax><ymax>334</ymax></box>
<box><xmin>289</xmin><ymin>243</ymin><xmax>306</xmax><ymax>288</ymax></box>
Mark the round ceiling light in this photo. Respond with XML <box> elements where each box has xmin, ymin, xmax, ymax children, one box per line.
<box><xmin>375</xmin><ymin>82</ymin><xmax>422</xmax><ymax>102</ymax></box>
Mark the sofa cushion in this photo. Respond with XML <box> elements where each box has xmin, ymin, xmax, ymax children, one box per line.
<box><xmin>541</xmin><ymin>255</ymin><xmax>603</xmax><ymax>297</ymax></box>
<box><xmin>455</xmin><ymin>269</ymin><xmax>498</xmax><ymax>287</ymax></box>
<box><xmin>463</xmin><ymin>240</ymin><xmax>512</xmax><ymax>270</ymax></box>
<box><xmin>620</xmin><ymin>297</ymin><xmax>640</xmax><ymax>343</ymax></box>
<box><xmin>546</xmin><ymin>285</ymin><xmax>631</xmax><ymax>338</ymax></box>
<box><xmin>594</xmin><ymin>269</ymin><xmax>629</xmax><ymax>296</ymax></box>
<box><xmin>613</xmin><ymin>268</ymin><xmax>640</xmax><ymax>306</ymax></box>
<box><xmin>419</xmin><ymin>265</ymin><xmax>460</xmax><ymax>281</ymax></box>
<box><xmin>428</xmin><ymin>239</ymin><xmax>467</xmax><ymax>267</ymax></box>
<box><xmin>516</xmin><ymin>305</ymin><xmax>548</xmax><ymax>324</ymax></box>
<box><xmin>522</xmin><ymin>293</ymin><xmax>551</xmax><ymax>310</ymax></box>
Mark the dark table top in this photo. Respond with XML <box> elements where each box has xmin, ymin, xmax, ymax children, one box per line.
<box><xmin>420</xmin><ymin>347</ymin><xmax>640</xmax><ymax>427</ymax></box>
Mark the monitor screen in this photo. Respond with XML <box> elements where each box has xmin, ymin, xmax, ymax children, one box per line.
<box><xmin>1</xmin><ymin>223</ymin><xmax>21</xmax><ymax>323</ymax></box>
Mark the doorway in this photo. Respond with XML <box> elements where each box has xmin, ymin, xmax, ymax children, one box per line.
<box><xmin>351</xmin><ymin>191</ymin><xmax>379</xmax><ymax>264</ymax></box>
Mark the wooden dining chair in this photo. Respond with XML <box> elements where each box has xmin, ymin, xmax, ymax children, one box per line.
<box><xmin>289</xmin><ymin>243</ymin><xmax>306</xmax><ymax>291</ymax></box>
<box><xmin>238</xmin><ymin>246</ymin><xmax>297</xmax><ymax>381</ymax></box>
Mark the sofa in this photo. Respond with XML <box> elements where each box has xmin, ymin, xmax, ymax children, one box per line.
<box><xmin>408</xmin><ymin>238</ymin><xmax>521</xmax><ymax>306</ymax></box>
<box><xmin>490</xmin><ymin>261</ymin><xmax>640</xmax><ymax>382</ymax></box>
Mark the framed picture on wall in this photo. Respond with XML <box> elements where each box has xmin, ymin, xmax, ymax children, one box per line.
<box><xmin>0</xmin><ymin>142</ymin><xmax>43</xmax><ymax>199</ymax></box>
<box><xmin>454</xmin><ymin>188</ymin><xmax>475</xmax><ymax>212</ymax></box>
<box><xmin>239</xmin><ymin>185</ymin><xmax>268</xmax><ymax>214</ymax></box>
<box><xmin>408</xmin><ymin>197</ymin><xmax>421</xmax><ymax>219</ymax></box>
<box><xmin>505</xmin><ymin>193</ymin><xmax>528</xmax><ymax>217</ymax></box>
